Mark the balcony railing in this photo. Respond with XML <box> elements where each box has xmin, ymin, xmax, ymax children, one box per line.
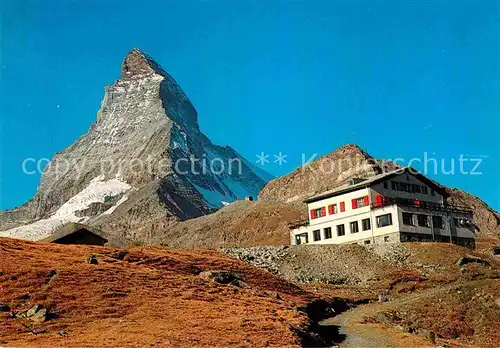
<box><xmin>288</xmin><ymin>218</ymin><xmax>309</xmax><ymax>230</ymax></box>
<box><xmin>371</xmin><ymin>197</ymin><xmax>473</xmax><ymax>215</ymax></box>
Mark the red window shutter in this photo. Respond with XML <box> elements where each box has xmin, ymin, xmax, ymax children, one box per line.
<box><xmin>340</xmin><ymin>202</ymin><xmax>345</xmax><ymax>212</ymax></box>
<box><xmin>364</xmin><ymin>196</ymin><xmax>370</xmax><ymax>206</ymax></box>
<box><xmin>352</xmin><ymin>198</ymin><xmax>358</xmax><ymax>209</ymax></box>
<box><xmin>310</xmin><ymin>210</ymin><xmax>316</xmax><ymax>219</ymax></box>
<box><xmin>321</xmin><ymin>207</ymin><xmax>326</xmax><ymax>217</ymax></box>
<box><xmin>375</xmin><ymin>194</ymin><xmax>383</xmax><ymax>206</ymax></box>
<box><xmin>328</xmin><ymin>204</ymin><xmax>334</xmax><ymax>215</ymax></box>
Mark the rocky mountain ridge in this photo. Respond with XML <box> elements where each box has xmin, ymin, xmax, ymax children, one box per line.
<box><xmin>0</xmin><ymin>49</ymin><xmax>271</xmax><ymax>241</ymax></box>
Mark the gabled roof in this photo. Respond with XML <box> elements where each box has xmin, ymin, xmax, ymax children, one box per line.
<box><xmin>42</xmin><ymin>223</ymin><xmax>129</xmax><ymax>248</ymax></box>
<box><xmin>303</xmin><ymin>167</ymin><xmax>447</xmax><ymax>204</ymax></box>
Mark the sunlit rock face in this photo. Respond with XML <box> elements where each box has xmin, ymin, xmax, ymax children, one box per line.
<box><xmin>0</xmin><ymin>48</ymin><xmax>271</xmax><ymax>241</ymax></box>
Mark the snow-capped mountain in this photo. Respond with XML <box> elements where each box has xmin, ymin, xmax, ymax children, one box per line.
<box><xmin>0</xmin><ymin>49</ymin><xmax>271</xmax><ymax>241</ymax></box>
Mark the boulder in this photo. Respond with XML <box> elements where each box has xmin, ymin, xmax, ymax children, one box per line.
<box><xmin>199</xmin><ymin>270</ymin><xmax>248</xmax><ymax>287</ymax></box>
<box><xmin>378</xmin><ymin>294</ymin><xmax>389</xmax><ymax>302</ymax></box>
<box><xmin>31</xmin><ymin>308</ymin><xmax>47</xmax><ymax>323</ymax></box>
<box><xmin>26</xmin><ymin>305</ymin><xmax>40</xmax><ymax>318</ymax></box>
<box><xmin>87</xmin><ymin>255</ymin><xmax>99</xmax><ymax>265</ymax></box>
<box><xmin>456</xmin><ymin>255</ymin><xmax>490</xmax><ymax>267</ymax></box>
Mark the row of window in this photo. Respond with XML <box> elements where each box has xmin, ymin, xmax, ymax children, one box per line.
<box><xmin>296</xmin><ymin>233</ymin><xmax>391</xmax><ymax>245</ymax></box>
<box><xmin>310</xmin><ymin>195</ymin><xmax>370</xmax><ymax>219</ymax></box>
<box><xmin>402</xmin><ymin>212</ymin><xmax>443</xmax><ymax>228</ymax></box>
<box><xmin>311</xmin><ymin>213</ymin><xmax>393</xmax><ymax>241</ymax></box>
<box><xmin>384</xmin><ymin>180</ymin><xmax>435</xmax><ymax>196</ymax></box>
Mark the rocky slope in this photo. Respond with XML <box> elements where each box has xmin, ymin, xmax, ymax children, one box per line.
<box><xmin>152</xmin><ymin>200</ymin><xmax>305</xmax><ymax>247</ymax></box>
<box><xmin>259</xmin><ymin>144</ymin><xmax>500</xmax><ymax>238</ymax></box>
<box><xmin>222</xmin><ymin>242</ymin><xmax>500</xmax><ymax>347</ymax></box>
<box><xmin>0</xmin><ymin>49</ymin><xmax>271</xmax><ymax>241</ymax></box>
<box><xmin>259</xmin><ymin>144</ymin><xmax>398</xmax><ymax>205</ymax></box>
<box><xmin>222</xmin><ymin>242</ymin><xmax>500</xmax><ymax>286</ymax></box>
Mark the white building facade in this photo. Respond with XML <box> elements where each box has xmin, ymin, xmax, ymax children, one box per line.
<box><xmin>290</xmin><ymin>168</ymin><xmax>475</xmax><ymax>247</ymax></box>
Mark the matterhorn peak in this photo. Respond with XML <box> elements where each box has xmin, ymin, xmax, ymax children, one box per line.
<box><xmin>121</xmin><ymin>48</ymin><xmax>167</xmax><ymax>79</ymax></box>
<box><xmin>0</xmin><ymin>47</ymin><xmax>271</xmax><ymax>242</ymax></box>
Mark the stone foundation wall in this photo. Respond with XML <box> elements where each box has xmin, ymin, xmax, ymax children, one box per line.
<box><xmin>344</xmin><ymin>232</ymin><xmax>401</xmax><ymax>245</ymax></box>
<box><xmin>373</xmin><ymin>232</ymin><xmax>400</xmax><ymax>244</ymax></box>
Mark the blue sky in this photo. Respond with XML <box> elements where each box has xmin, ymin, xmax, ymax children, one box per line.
<box><xmin>1</xmin><ymin>0</ymin><xmax>499</xmax><ymax>210</ymax></box>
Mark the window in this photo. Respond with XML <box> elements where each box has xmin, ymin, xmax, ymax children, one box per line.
<box><xmin>311</xmin><ymin>207</ymin><xmax>326</xmax><ymax>219</ymax></box>
<box><xmin>352</xmin><ymin>196</ymin><xmax>369</xmax><ymax>209</ymax></box>
<box><xmin>432</xmin><ymin>216</ymin><xmax>443</xmax><ymax>229</ymax></box>
<box><xmin>313</xmin><ymin>230</ymin><xmax>321</xmax><ymax>241</ymax></box>
<box><xmin>340</xmin><ymin>202</ymin><xmax>345</xmax><ymax>212</ymax></box>
<box><xmin>384</xmin><ymin>236</ymin><xmax>390</xmax><ymax>243</ymax></box>
<box><xmin>390</xmin><ymin>180</ymin><xmax>432</xmax><ymax>194</ymax></box>
<box><xmin>376</xmin><ymin>213</ymin><xmax>392</xmax><ymax>227</ymax></box>
<box><xmin>417</xmin><ymin>214</ymin><xmax>429</xmax><ymax>227</ymax></box>
<box><xmin>320</xmin><ymin>207</ymin><xmax>326</xmax><ymax>217</ymax></box>
<box><xmin>337</xmin><ymin>224</ymin><xmax>345</xmax><ymax>236</ymax></box>
<box><xmin>391</xmin><ymin>181</ymin><xmax>398</xmax><ymax>190</ymax></box>
<box><xmin>402</xmin><ymin>212</ymin><xmax>414</xmax><ymax>226</ymax></box>
<box><xmin>295</xmin><ymin>233</ymin><xmax>308</xmax><ymax>245</ymax></box>
<box><xmin>357</xmin><ymin>197</ymin><xmax>365</xmax><ymax>206</ymax></box>
<box><xmin>328</xmin><ymin>204</ymin><xmax>338</xmax><ymax>215</ymax></box>
<box><xmin>431</xmin><ymin>189</ymin><xmax>435</xmax><ymax>196</ymax></box>
<box><xmin>362</xmin><ymin>218</ymin><xmax>371</xmax><ymax>231</ymax></box>
<box><xmin>384</xmin><ymin>182</ymin><xmax>388</xmax><ymax>189</ymax></box>
<box><xmin>364</xmin><ymin>240</ymin><xmax>371</xmax><ymax>245</ymax></box>
<box><xmin>324</xmin><ymin>227</ymin><xmax>332</xmax><ymax>239</ymax></box>
<box><xmin>352</xmin><ymin>198</ymin><xmax>359</xmax><ymax>209</ymax></box>
<box><xmin>350</xmin><ymin>221</ymin><xmax>359</xmax><ymax>233</ymax></box>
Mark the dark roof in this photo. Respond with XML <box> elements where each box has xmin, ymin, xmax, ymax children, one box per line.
<box><xmin>42</xmin><ymin>223</ymin><xmax>129</xmax><ymax>248</ymax></box>
<box><xmin>304</xmin><ymin>167</ymin><xmax>447</xmax><ymax>203</ymax></box>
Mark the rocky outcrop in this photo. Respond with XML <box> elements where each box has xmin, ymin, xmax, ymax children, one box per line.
<box><xmin>0</xmin><ymin>49</ymin><xmax>270</xmax><ymax>241</ymax></box>
<box><xmin>259</xmin><ymin>144</ymin><xmax>397</xmax><ymax>204</ymax></box>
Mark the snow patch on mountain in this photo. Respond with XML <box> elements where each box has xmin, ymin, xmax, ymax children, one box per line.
<box><xmin>0</xmin><ymin>176</ymin><xmax>131</xmax><ymax>240</ymax></box>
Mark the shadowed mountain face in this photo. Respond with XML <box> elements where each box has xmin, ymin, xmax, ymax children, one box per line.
<box><xmin>0</xmin><ymin>49</ymin><xmax>271</xmax><ymax>241</ymax></box>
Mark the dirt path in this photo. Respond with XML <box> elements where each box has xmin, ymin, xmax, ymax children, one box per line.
<box><xmin>321</xmin><ymin>303</ymin><xmax>431</xmax><ymax>347</ymax></box>
<box><xmin>319</xmin><ymin>288</ymin><xmax>454</xmax><ymax>348</ymax></box>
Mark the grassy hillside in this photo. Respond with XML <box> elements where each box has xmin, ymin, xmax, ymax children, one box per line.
<box><xmin>0</xmin><ymin>238</ymin><xmax>312</xmax><ymax>347</ymax></box>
